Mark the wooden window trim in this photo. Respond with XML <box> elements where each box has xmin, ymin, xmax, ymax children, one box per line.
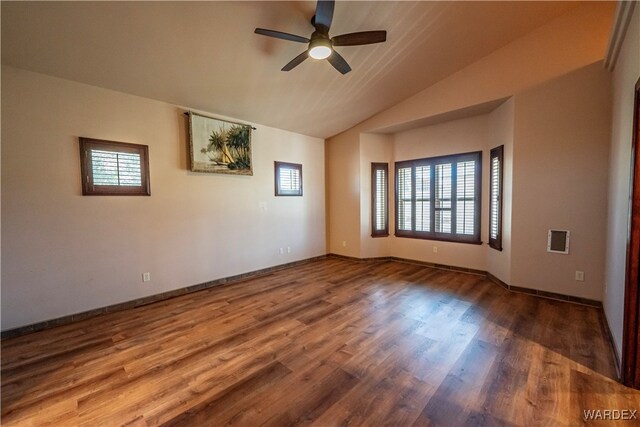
<box><xmin>394</xmin><ymin>151</ymin><xmax>482</xmax><ymax>244</ymax></box>
<box><xmin>79</xmin><ymin>137</ymin><xmax>150</xmax><ymax>196</ymax></box>
<box><xmin>371</xmin><ymin>163</ymin><xmax>389</xmax><ymax>237</ymax></box>
<box><xmin>623</xmin><ymin>77</ymin><xmax>640</xmax><ymax>388</ymax></box>
<box><xmin>489</xmin><ymin>145</ymin><xmax>504</xmax><ymax>251</ymax></box>
<box><xmin>274</xmin><ymin>161</ymin><xmax>303</xmax><ymax>197</ymax></box>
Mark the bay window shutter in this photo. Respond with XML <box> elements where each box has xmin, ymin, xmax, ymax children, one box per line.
<box><xmin>456</xmin><ymin>160</ymin><xmax>476</xmax><ymax>236</ymax></box>
<box><xmin>395</xmin><ymin>151</ymin><xmax>481</xmax><ymax>244</ymax></box>
<box><xmin>371</xmin><ymin>163</ymin><xmax>389</xmax><ymax>237</ymax></box>
<box><xmin>489</xmin><ymin>145</ymin><xmax>504</xmax><ymax>250</ymax></box>
<box><xmin>396</xmin><ymin>166</ymin><xmax>413</xmax><ymax>231</ymax></box>
<box><xmin>435</xmin><ymin>163</ymin><xmax>452</xmax><ymax>234</ymax></box>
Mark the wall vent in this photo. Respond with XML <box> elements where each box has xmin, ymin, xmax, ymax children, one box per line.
<box><xmin>547</xmin><ymin>229</ymin><xmax>570</xmax><ymax>254</ymax></box>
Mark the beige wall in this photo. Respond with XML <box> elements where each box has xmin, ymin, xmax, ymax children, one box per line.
<box><xmin>359</xmin><ymin>133</ymin><xmax>392</xmax><ymax>258</ymax></box>
<box><xmin>2</xmin><ymin>1</ymin><xmax>620</xmax><ymax>331</ymax></box>
<box><xmin>334</xmin><ymin>63</ymin><xmax>611</xmax><ymax>301</ymax></box>
<box><xmin>510</xmin><ymin>63</ymin><xmax>612</xmax><ymax>301</ymax></box>
<box><xmin>353</xmin><ymin>103</ymin><xmax>516</xmax><ymax>279</ymax></box>
<box><xmin>326</xmin><ymin>128</ymin><xmax>361</xmax><ymax>257</ymax></box>
<box><xmin>377</xmin><ymin>103</ymin><xmax>514</xmax><ymax>278</ymax></box>
<box><xmin>325</xmin><ymin>3</ymin><xmax>613</xmax><ymax>301</ymax></box>
<box><xmin>389</xmin><ymin>114</ymin><xmax>491</xmax><ymax>271</ymax></box>
<box><xmin>604</xmin><ymin>6</ymin><xmax>640</xmax><ymax>360</ymax></box>
<box><xmin>486</xmin><ymin>99</ymin><xmax>514</xmax><ymax>284</ymax></box>
<box><xmin>1</xmin><ymin>66</ymin><xmax>326</xmax><ymax>330</ymax></box>
<box><xmin>363</xmin><ymin>1</ymin><xmax>614</xmax><ymax>134</ymax></box>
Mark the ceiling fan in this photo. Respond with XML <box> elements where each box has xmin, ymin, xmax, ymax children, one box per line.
<box><xmin>255</xmin><ymin>0</ymin><xmax>387</xmax><ymax>74</ymax></box>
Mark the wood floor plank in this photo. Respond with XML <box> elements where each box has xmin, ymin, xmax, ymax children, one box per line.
<box><xmin>412</xmin><ymin>338</ymin><xmax>500</xmax><ymax>426</ymax></box>
<box><xmin>1</xmin><ymin>258</ymin><xmax>638</xmax><ymax>426</ymax></box>
<box><xmin>160</xmin><ymin>361</ymin><xmax>292</xmax><ymax>427</ymax></box>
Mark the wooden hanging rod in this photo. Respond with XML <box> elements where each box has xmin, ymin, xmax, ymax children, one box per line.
<box><xmin>183</xmin><ymin>111</ymin><xmax>257</xmax><ymax>130</ymax></box>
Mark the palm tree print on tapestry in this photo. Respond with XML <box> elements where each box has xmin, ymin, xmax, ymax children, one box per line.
<box><xmin>188</xmin><ymin>112</ymin><xmax>253</xmax><ymax>175</ymax></box>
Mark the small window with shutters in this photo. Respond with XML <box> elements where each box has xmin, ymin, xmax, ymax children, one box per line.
<box><xmin>274</xmin><ymin>161</ymin><xmax>303</xmax><ymax>196</ymax></box>
<box><xmin>395</xmin><ymin>151</ymin><xmax>481</xmax><ymax>244</ymax></box>
<box><xmin>79</xmin><ymin>137</ymin><xmax>150</xmax><ymax>196</ymax></box>
<box><xmin>489</xmin><ymin>145</ymin><xmax>504</xmax><ymax>250</ymax></box>
<box><xmin>371</xmin><ymin>163</ymin><xmax>389</xmax><ymax>237</ymax></box>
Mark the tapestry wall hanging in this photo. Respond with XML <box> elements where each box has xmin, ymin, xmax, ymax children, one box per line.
<box><xmin>188</xmin><ymin>111</ymin><xmax>253</xmax><ymax>175</ymax></box>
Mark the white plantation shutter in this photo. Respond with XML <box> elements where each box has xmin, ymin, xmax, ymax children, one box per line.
<box><xmin>435</xmin><ymin>163</ymin><xmax>452</xmax><ymax>233</ymax></box>
<box><xmin>275</xmin><ymin>162</ymin><xmax>303</xmax><ymax>196</ymax></box>
<box><xmin>371</xmin><ymin>163</ymin><xmax>389</xmax><ymax>236</ymax></box>
<box><xmin>279</xmin><ymin>167</ymin><xmax>301</xmax><ymax>192</ymax></box>
<box><xmin>91</xmin><ymin>150</ymin><xmax>142</xmax><ymax>186</ymax></box>
<box><xmin>415</xmin><ymin>165</ymin><xmax>431</xmax><ymax>232</ymax></box>
<box><xmin>397</xmin><ymin>166</ymin><xmax>413</xmax><ymax>231</ymax></box>
<box><xmin>456</xmin><ymin>161</ymin><xmax>476</xmax><ymax>235</ymax></box>
<box><xmin>395</xmin><ymin>151</ymin><xmax>481</xmax><ymax>243</ymax></box>
<box><xmin>489</xmin><ymin>157</ymin><xmax>500</xmax><ymax>238</ymax></box>
<box><xmin>489</xmin><ymin>145</ymin><xmax>504</xmax><ymax>250</ymax></box>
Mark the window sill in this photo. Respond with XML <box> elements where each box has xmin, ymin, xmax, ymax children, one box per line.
<box><xmin>394</xmin><ymin>232</ymin><xmax>482</xmax><ymax>245</ymax></box>
<box><xmin>371</xmin><ymin>233</ymin><xmax>390</xmax><ymax>238</ymax></box>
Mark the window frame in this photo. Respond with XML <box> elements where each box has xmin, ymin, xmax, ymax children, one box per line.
<box><xmin>79</xmin><ymin>137</ymin><xmax>150</xmax><ymax>196</ymax></box>
<box><xmin>394</xmin><ymin>151</ymin><xmax>482</xmax><ymax>244</ymax></box>
<box><xmin>274</xmin><ymin>161</ymin><xmax>303</xmax><ymax>197</ymax></box>
<box><xmin>371</xmin><ymin>162</ymin><xmax>389</xmax><ymax>237</ymax></box>
<box><xmin>489</xmin><ymin>145</ymin><xmax>504</xmax><ymax>251</ymax></box>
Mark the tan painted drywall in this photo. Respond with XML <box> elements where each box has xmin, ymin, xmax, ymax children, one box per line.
<box><xmin>326</xmin><ymin>127</ymin><xmax>361</xmax><ymax>257</ymax></box>
<box><xmin>389</xmin><ymin>114</ymin><xmax>491</xmax><ymax>271</ymax></box>
<box><xmin>363</xmin><ymin>1</ymin><xmax>614</xmax><ymax>134</ymax></box>
<box><xmin>325</xmin><ymin>3</ymin><xmax>612</xmax><ymax>301</ymax></box>
<box><xmin>486</xmin><ymin>99</ymin><xmax>515</xmax><ymax>285</ymax></box>
<box><xmin>1</xmin><ymin>66</ymin><xmax>325</xmax><ymax>330</ymax></box>
<box><xmin>510</xmin><ymin>63</ymin><xmax>612</xmax><ymax>301</ymax></box>
<box><xmin>604</xmin><ymin>5</ymin><xmax>640</xmax><ymax>360</ymax></box>
<box><xmin>351</xmin><ymin>104</ymin><xmax>515</xmax><ymax>278</ymax></box>
<box><xmin>359</xmin><ymin>133</ymin><xmax>392</xmax><ymax>259</ymax></box>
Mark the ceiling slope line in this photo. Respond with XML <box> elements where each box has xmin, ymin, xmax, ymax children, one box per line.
<box><xmin>604</xmin><ymin>0</ymin><xmax>636</xmax><ymax>71</ymax></box>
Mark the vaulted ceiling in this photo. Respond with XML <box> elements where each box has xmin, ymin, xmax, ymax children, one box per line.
<box><xmin>2</xmin><ymin>1</ymin><xmax>587</xmax><ymax>138</ymax></box>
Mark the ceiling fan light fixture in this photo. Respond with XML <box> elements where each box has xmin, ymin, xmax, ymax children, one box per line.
<box><xmin>255</xmin><ymin>0</ymin><xmax>386</xmax><ymax>73</ymax></box>
<box><xmin>308</xmin><ymin>39</ymin><xmax>332</xmax><ymax>60</ymax></box>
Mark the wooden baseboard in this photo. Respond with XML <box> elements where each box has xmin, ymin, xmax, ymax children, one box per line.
<box><xmin>328</xmin><ymin>253</ymin><xmax>601</xmax><ymax>308</ymax></box>
<box><xmin>327</xmin><ymin>253</ymin><xmax>486</xmax><ymax>276</ymax></box>
<box><xmin>485</xmin><ymin>272</ymin><xmax>601</xmax><ymax>308</ymax></box>
<box><xmin>325</xmin><ymin>253</ymin><xmax>392</xmax><ymax>263</ymax></box>
<box><xmin>2</xmin><ymin>253</ymin><xmax>603</xmax><ymax>339</ymax></box>
<box><xmin>1</xmin><ymin>255</ymin><xmax>328</xmax><ymax>339</ymax></box>
<box><xmin>602</xmin><ymin>310</ymin><xmax>622</xmax><ymax>379</ymax></box>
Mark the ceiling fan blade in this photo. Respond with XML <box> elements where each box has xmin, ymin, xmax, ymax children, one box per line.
<box><xmin>332</xmin><ymin>31</ymin><xmax>387</xmax><ymax>46</ymax></box>
<box><xmin>314</xmin><ymin>0</ymin><xmax>334</xmax><ymax>31</ymax></box>
<box><xmin>281</xmin><ymin>51</ymin><xmax>309</xmax><ymax>71</ymax></box>
<box><xmin>327</xmin><ymin>50</ymin><xmax>351</xmax><ymax>75</ymax></box>
<box><xmin>254</xmin><ymin>28</ymin><xmax>310</xmax><ymax>44</ymax></box>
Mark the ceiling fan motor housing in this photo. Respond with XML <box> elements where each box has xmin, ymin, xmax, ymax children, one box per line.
<box><xmin>308</xmin><ymin>31</ymin><xmax>333</xmax><ymax>59</ymax></box>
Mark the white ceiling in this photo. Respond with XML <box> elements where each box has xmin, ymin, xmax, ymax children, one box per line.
<box><xmin>2</xmin><ymin>1</ymin><xmax>583</xmax><ymax>138</ymax></box>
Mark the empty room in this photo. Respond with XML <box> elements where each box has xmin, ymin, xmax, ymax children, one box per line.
<box><xmin>2</xmin><ymin>0</ymin><xmax>640</xmax><ymax>425</ymax></box>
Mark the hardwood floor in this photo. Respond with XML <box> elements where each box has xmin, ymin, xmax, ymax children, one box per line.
<box><xmin>2</xmin><ymin>258</ymin><xmax>639</xmax><ymax>426</ymax></box>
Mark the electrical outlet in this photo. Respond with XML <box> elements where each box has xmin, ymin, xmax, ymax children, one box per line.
<box><xmin>142</xmin><ymin>272</ymin><xmax>151</xmax><ymax>282</ymax></box>
<box><xmin>433</xmin><ymin>246</ymin><xmax>438</xmax><ymax>253</ymax></box>
<box><xmin>575</xmin><ymin>271</ymin><xmax>584</xmax><ymax>282</ymax></box>
<box><xmin>342</xmin><ymin>241</ymin><xmax>347</xmax><ymax>247</ymax></box>
<box><xmin>279</xmin><ymin>248</ymin><xmax>284</xmax><ymax>254</ymax></box>
<box><xmin>287</xmin><ymin>246</ymin><xmax>291</xmax><ymax>253</ymax></box>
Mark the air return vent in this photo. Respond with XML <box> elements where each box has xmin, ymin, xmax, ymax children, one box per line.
<box><xmin>547</xmin><ymin>229</ymin><xmax>570</xmax><ymax>254</ymax></box>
